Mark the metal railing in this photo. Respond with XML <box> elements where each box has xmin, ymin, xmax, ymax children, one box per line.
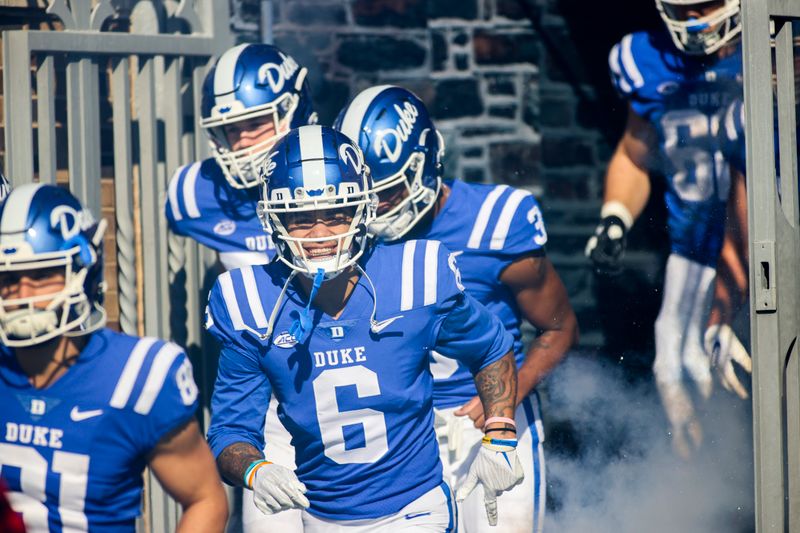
<box><xmin>741</xmin><ymin>1</ymin><xmax>800</xmax><ymax>530</ymax></box>
<box><xmin>2</xmin><ymin>1</ymin><xmax>231</xmax><ymax>531</ymax></box>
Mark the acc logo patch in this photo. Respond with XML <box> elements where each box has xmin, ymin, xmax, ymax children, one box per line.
<box><xmin>274</xmin><ymin>332</ymin><xmax>298</xmax><ymax>349</ymax></box>
<box><xmin>213</xmin><ymin>220</ymin><xmax>237</xmax><ymax>236</ymax></box>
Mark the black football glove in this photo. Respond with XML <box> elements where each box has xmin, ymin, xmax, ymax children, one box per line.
<box><xmin>585</xmin><ymin>215</ymin><xmax>628</xmax><ymax>275</ymax></box>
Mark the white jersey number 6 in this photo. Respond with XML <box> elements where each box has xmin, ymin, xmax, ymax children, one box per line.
<box><xmin>313</xmin><ymin>366</ymin><xmax>389</xmax><ymax>464</ymax></box>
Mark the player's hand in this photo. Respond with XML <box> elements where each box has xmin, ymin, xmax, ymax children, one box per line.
<box><xmin>585</xmin><ymin>215</ymin><xmax>628</xmax><ymax>275</ymax></box>
<box><xmin>704</xmin><ymin>323</ymin><xmax>752</xmax><ymax>399</ymax></box>
<box><xmin>456</xmin><ymin>437</ymin><xmax>524</xmax><ymax>526</ymax></box>
<box><xmin>252</xmin><ymin>463</ymin><xmax>310</xmax><ymax>515</ymax></box>
<box><xmin>454</xmin><ymin>395</ymin><xmax>484</xmax><ymax>429</ymax></box>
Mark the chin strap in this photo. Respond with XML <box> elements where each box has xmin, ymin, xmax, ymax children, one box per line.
<box><xmin>288</xmin><ymin>268</ymin><xmax>325</xmax><ymax>343</ymax></box>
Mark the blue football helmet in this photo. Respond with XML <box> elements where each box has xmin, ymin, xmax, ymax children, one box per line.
<box><xmin>201</xmin><ymin>43</ymin><xmax>317</xmax><ymax>189</ymax></box>
<box><xmin>656</xmin><ymin>0</ymin><xmax>741</xmax><ymax>55</ymax></box>
<box><xmin>0</xmin><ymin>184</ymin><xmax>106</xmax><ymax>347</ymax></box>
<box><xmin>334</xmin><ymin>85</ymin><xmax>444</xmax><ymax>241</ymax></box>
<box><xmin>258</xmin><ymin>125</ymin><xmax>376</xmax><ymax>278</ymax></box>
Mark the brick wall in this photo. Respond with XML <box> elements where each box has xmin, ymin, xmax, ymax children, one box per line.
<box><xmin>230</xmin><ymin>0</ymin><xmax>667</xmax><ymax>358</ymax></box>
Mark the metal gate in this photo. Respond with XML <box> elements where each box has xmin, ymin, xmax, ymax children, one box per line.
<box><xmin>2</xmin><ymin>1</ymin><xmax>231</xmax><ymax>531</ymax></box>
<box><xmin>741</xmin><ymin>1</ymin><xmax>800</xmax><ymax>531</ymax></box>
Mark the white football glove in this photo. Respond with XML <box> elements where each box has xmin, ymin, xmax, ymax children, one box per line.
<box><xmin>456</xmin><ymin>438</ymin><xmax>524</xmax><ymax>526</ymax></box>
<box><xmin>251</xmin><ymin>463</ymin><xmax>310</xmax><ymax>515</ymax></box>
<box><xmin>704</xmin><ymin>323</ymin><xmax>752</xmax><ymax>399</ymax></box>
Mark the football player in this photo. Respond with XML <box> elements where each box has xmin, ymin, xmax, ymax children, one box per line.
<box><xmin>0</xmin><ymin>184</ymin><xmax>227</xmax><ymax>532</ymax></box>
<box><xmin>164</xmin><ymin>42</ymin><xmax>316</xmax><ymax>532</ymax></box>
<box><xmin>335</xmin><ymin>86</ymin><xmax>577</xmax><ymax>533</ymax></box>
<box><xmin>584</xmin><ymin>0</ymin><xmax>743</xmax><ymax>459</ymax></box>
<box><xmin>205</xmin><ymin>125</ymin><xmax>524</xmax><ymax>532</ymax></box>
<box><xmin>166</xmin><ymin>43</ymin><xmax>316</xmax><ymax>271</ymax></box>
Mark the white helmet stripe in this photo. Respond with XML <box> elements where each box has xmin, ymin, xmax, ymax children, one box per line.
<box><xmin>299</xmin><ymin>125</ymin><xmax>327</xmax><ymax>191</ymax></box>
<box><xmin>0</xmin><ymin>183</ymin><xmax>43</xmax><ymax>246</ymax></box>
<box><xmin>214</xmin><ymin>43</ymin><xmax>249</xmax><ymax>96</ymax></box>
<box><xmin>338</xmin><ymin>85</ymin><xmax>394</xmax><ymax>143</ymax></box>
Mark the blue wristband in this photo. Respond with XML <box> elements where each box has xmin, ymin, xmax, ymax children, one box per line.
<box><xmin>482</xmin><ymin>436</ymin><xmax>518</xmax><ymax>447</ymax></box>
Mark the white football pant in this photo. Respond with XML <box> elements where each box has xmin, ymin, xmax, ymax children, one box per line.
<box><xmin>242</xmin><ymin>395</ymin><xmax>303</xmax><ymax>532</ymax></box>
<box><xmin>652</xmin><ymin>253</ymin><xmax>715</xmax><ymax>456</ymax></box>
<box><xmin>302</xmin><ymin>482</ymin><xmax>457</xmax><ymax>532</ymax></box>
<box><xmin>436</xmin><ymin>393</ymin><xmax>545</xmax><ymax>533</ymax></box>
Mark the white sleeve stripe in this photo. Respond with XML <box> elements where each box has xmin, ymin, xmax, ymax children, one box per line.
<box><xmin>609</xmin><ymin>44</ymin><xmax>632</xmax><ymax>94</ymax></box>
<box><xmin>490</xmin><ymin>189</ymin><xmax>530</xmax><ymax>250</ymax></box>
<box><xmin>240</xmin><ymin>266</ymin><xmax>268</xmax><ymax>329</ymax></box>
<box><xmin>134</xmin><ymin>343</ymin><xmax>183</xmax><ymax>415</ymax></box>
<box><xmin>467</xmin><ymin>185</ymin><xmax>508</xmax><ymax>249</ymax></box>
<box><xmin>167</xmin><ymin>166</ymin><xmax>186</xmax><ymax>222</ymax></box>
<box><xmin>725</xmin><ymin>103</ymin><xmax>737</xmax><ymax>141</ymax></box>
<box><xmin>400</xmin><ymin>240</ymin><xmax>417</xmax><ymax>311</ymax></box>
<box><xmin>219</xmin><ymin>271</ymin><xmax>247</xmax><ymax>331</ymax></box>
<box><xmin>620</xmin><ymin>35</ymin><xmax>644</xmax><ymax>89</ymax></box>
<box><xmin>110</xmin><ymin>337</ymin><xmax>159</xmax><ymax>409</ymax></box>
<box><xmin>423</xmin><ymin>240</ymin><xmax>440</xmax><ymax>306</ymax></box>
<box><xmin>182</xmin><ymin>162</ymin><xmax>202</xmax><ymax>219</ymax></box>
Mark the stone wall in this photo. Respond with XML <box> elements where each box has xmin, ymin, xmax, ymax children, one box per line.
<box><xmin>229</xmin><ymin>0</ymin><xmax>667</xmax><ymax>358</ymax></box>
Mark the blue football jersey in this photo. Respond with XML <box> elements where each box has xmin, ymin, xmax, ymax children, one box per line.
<box><xmin>205</xmin><ymin>241</ymin><xmax>513</xmax><ymax>520</ymax></box>
<box><xmin>415</xmin><ymin>180</ymin><xmax>547</xmax><ymax>409</ymax></box>
<box><xmin>0</xmin><ymin>329</ymin><xmax>199</xmax><ymax>532</ymax></box>
<box><xmin>165</xmin><ymin>158</ymin><xmax>275</xmax><ymax>270</ymax></box>
<box><xmin>610</xmin><ymin>30</ymin><xmax>742</xmax><ymax>266</ymax></box>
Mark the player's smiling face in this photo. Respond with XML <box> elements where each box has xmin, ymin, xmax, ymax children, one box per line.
<box><xmin>664</xmin><ymin>0</ymin><xmax>726</xmax><ymax>30</ymax></box>
<box><xmin>0</xmin><ymin>267</ymin><xmax>66</xmax><ymax>310</ymax></box>
<box><xmin>224</xmin><ymin>116</ymin><xmax>279</xmax><ymax>152</ymax></box>
<box><xmin>375</xmin><ymin>181</ymin><xmax>409</xmax><ymax>216</ymax></box>
<box><xmin>284</xmin><ymin>208</ymin><xmax>355</xmax><ymax>261</ymax></box>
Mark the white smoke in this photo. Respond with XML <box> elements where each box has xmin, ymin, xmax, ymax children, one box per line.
<box><xmin>543</xmin><ymin>354</ymin><xmax>754</xmax><ymax>533</ymax></box>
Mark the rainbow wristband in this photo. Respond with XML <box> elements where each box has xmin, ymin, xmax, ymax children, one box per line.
<box><xmin>243</xmin><ymin>459</ymin><xmax>271</xmax><ymax>489</ymax></box>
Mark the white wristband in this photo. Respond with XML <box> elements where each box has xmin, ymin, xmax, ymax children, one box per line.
<box><xmin>600</xmin><ymin>201</ymin><xmax>634</xmax><ymax>230</ymax></box>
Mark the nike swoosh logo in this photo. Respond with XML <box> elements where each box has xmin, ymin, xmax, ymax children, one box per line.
<box><xmin>405</xmin><ymin>512</ymin><xmax>432</xmax><ymax>520</ymax></box>
<box><xmin>371</xmin><ymin>316</ymin><xmax>403</xmax><ymax>333</ymax></box>
<box><xmin>70</xmin><ymin>407</ymin><xmax>103</xmax><ymax>422</ymax></box>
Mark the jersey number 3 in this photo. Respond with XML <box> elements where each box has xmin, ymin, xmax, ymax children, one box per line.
<box><xmin>313</xmin><ymin>366</ymin><xmax>389</xmax><ymax>464</ymax></box>
<box><xmin>0</xmin><ymin>443</ymin><xmax>89</xmax><ymax>530</ymax></box>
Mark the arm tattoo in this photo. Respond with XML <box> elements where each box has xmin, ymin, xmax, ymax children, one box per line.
<box><xmin>474</xmin><ymin>353</ymin><xmax>517</xmax><ymax>419</ymax></box>
<box><xmin>217</xmin><ymin>442</ymin><xmax>264</xmax><ymax>487</ymax></box>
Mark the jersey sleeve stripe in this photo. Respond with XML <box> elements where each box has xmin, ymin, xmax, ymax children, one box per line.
<box><xmin>423</xmin><ymin>240</ymin><xmax>440</xmax><ymax>306</ymax></box>
<box><xmin>167</xmin><ymin>165</ymin><xmax>187</xmax><ymax>222</ymax></box>
<box><xmin>110</xmin><ymin>337</ymin><xmax>159</xmax><ymax>409</ymax></box>
<box><xmin>240</xmin><ymin>266</ymin><xmax>269</xmax><ymax>329</ymax></box>
<box><xmin>219</xmin><ymin>271</ymin><xmax>247</xmax><ymax>331</ymax></box>
<box><xmin>133</xmin><ymin>343</ymin><xmax>184</xmax><ymax>415</ymax></box>
<box><xmin>182</xmin><ymin>162</ymin><xmax>202</xmax><ymax>219</ymax></box>
<box><xmin>608</xmin><ymin>44</ymin><xmax>632</xmax><ymax>94</ymax></box>
<box><xmin>620</xmin><ymin>34</ymin><xmax>645</xmax><ymax>89</ymax></box>
<box><xmin>490</xmin><ymin>189</ymin><xmax>530</xmax><ymax>250</ymax></box>
<box><xmin>467</xmin><ymin>185</ymin><xmax>508</xmax><ymax>249</ymax></box>
<box><xmin>400</xmin><ymin>240</ymin><xmax>417</xmax><ymax>311</ymax></box>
